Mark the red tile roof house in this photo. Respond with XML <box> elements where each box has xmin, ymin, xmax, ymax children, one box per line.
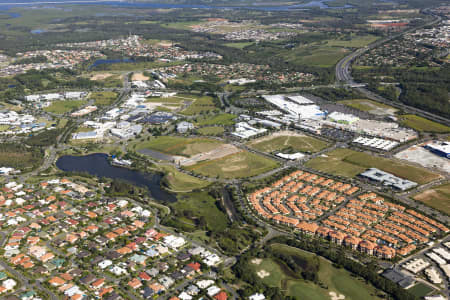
<box><xmin>214</xmin><ymin>291</ymin><xmax>228</xmax><ymax>300</ymax></box>
<box><xmin>128</xmin><ymin>278</ymin><xmax>142</xmax><ymax>289</ymax></box>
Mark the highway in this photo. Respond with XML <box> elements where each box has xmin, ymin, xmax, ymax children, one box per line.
<box><xmin>335</xmin><ymin>12</ymin><xmax>450</xmax><ymax>126</ymax></box>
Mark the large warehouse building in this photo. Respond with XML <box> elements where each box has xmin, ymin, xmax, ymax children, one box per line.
<box><xmin>424</xmin><ymin>141</ymin><xmax>450</xmax><ymax>159</ymax></box>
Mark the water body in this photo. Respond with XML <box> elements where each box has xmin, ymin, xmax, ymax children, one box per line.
<box><xmin>31</xmin><ymin>28</ymin><xmax>46</xmax><ymax>34</ymax></box>
<box><xmin>0</xmin><ymin>0</ymin><xmax>353</xmax><ymax>11</ymax></box>
<box><xmin>88</xmin><ymin>58</ymin><xmax>134</xmax><ymax>70</ymax></box>
<box><xmin>56</xmin><ymin>153</ymin><xmax>177</xmax><ymax>202</ymax></box>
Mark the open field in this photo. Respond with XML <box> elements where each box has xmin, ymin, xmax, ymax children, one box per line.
<box><xmin>181</xmin><ymin>95</ymin><xmax>218</xmax><ymax>115</ymax></box>
<box><xmin>398</xmin><ymin>115</ymin><xmax>450</xmax><ymax>133</ymax></box>
<box><xmin>170</xmin><ymin>191</ymin><xmax>228</xmax><ymax>232</ymax></box>
<box><xmin>195</xmin><ymin>113</ymin><xmax>236</xmax><ymax>126</ymax></box>
<box><xmin>249</xmin><ymin>243</ymin><xmax>381</xmax><ymax>300</ymax></box>
<box><xmin>224</xmin><ymin>42</ymin><xmax>254</xmax><ymax>49</ymax></box>
<box><xmin>305</xmin><ymin>148</ymin><xmax>440</xmax><ymax>184</ymax></box>
<box><xmin>43</xmin><ymin>100</ymin><xmax>87</xmax><ymax>114</ymax></box>
<box><xmin>248</xmin><ymin>131</ymin><xmax>329</xmax><ymax>154</ymax></box>
<box><xmin>185</xmin><ymin>151</ymin><xmax>279</xmax><ymax>179</ymax></box>
<box><xmin>338</xmin><ymin>99</ymin><xmax>398</xmax><ymax>115</ymax></box>
<box><xmin>178</xmin><ymin>144</ymin><xmax>241</xmax><ymax>166</ymax></box>
<box><xmin>283</xmin><ymin>45</ymin><xmax>349</xmax><ymax>68</ymax></box>
<box><xmin>131</xmin><ymin>72</ymin><xmax>149</xmax><ymax>81</ymax></box>
<box><xmin>326</xmin><ymin>34</ymin><xmax>378</xmax><ymax>47</ymax></box>
<box><xmin>132</xmin><ymin>136</ymin><xmax>224</xmax><ymax>158</ymax></box>
<box><xmin>159</xmin><ymin>165</ymin><xmax>210</xmax><ymax>192</ymax></box>
<box><xmin>89</xmin><ymin>91</ymin><xmax>117</xmax><ymax>107</ymax></box>
<box><xmin>197</xmin><ymin>126</ymin><xmax>225</xmax><ymax>136</ymax></box>
<box><xmin>414</xmin><ymin>183</ymin><xmax>450</xmax><ymax>215</ymax></box>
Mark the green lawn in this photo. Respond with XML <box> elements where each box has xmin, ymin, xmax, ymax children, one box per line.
<box><xmin>306</xmin><ymin>148</ymin><xmax>440</xmax><ymax>184</ymax></box>
<box><xmin>159</xmin><ymin>165</ymin><xmax>210</xmax><ymax>192</ymax></box>
<box><xmin>197</xmin><ymin>126</ymin><xmax>225</xmax><ymax>136</ymax></box>
<box><xmin>399</xmin><ymin>115</ymin><xmax>450</xmax><ymax>133</ymax></box>
<box><xmin>414</xmin><ymin>183</ymin><xmax>450</xmax><ymax>215</ymax></box>
<box><xmin>89</xmin><ymin>91</ymin><xmax>117</xmax><ymax>106</ymax></box>
<box><xmin>407</xmin><ymin>283</ymin><xmax>434</xmax><ymax>298</ymax></box>
<box><xmin>181</xmin><ymin>95</ymin><xmax>218</xmax><ymax>115</ymax></box>
<box><xmin>171</xmin><ymin>191</ymin><xmax>229</xmax><ymax>232</ymax></box>
<box><xmin>185</xmin><ymin>151</ymin><xmax>279</xmax><ymax>179</ymax></box>
<box><xmin>44</xmin><ymin>100</ymin><xmax>87</xmax><ymax>114</ymax></box>
<box><xmin>132</xmin><ymin>136</ymin><xmax>224</xmax><ymax>157</ymax></box>
<box><xmin>195</xmin><ymin>113</ymin><xmax>236</xmax><ymax>126</ymax></box>
<box><xmin>252</xmin><ymin>243</ymin><xmax>382</xmax><ymax>300</ymax></box>
<box><xmin>283</xmin><ymin>45</ymin><xmax>349</xmax><ymax>68</ymax></box>
<box><xmin>249</xmin><ymin>134</ymin><xmax>329</xmax><ymax>154</ymax></box>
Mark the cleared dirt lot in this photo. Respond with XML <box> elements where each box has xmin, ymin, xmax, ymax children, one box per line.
<box><xmin>177</xmin><ymin>144</ymin><xmax>241</xmax><ymax>166</ymax></box>
<box><xmin>90</xmin><ymin>73</ymin><xmax>114</xmax><ymax>81</ymax></box>
<box><xmin>395</xmin><ymin>145</ymin><xmax>450</xmax><ymax>174</ymax></box>
<box><xmin>132</xmin><ymin>72</ymin><xmax>150</xmax><ymax>81</ymax></box>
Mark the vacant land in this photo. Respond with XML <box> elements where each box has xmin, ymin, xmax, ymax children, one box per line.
<box><xmin>284</xmin><ymin>45</ymin><xmax>349</xmax><ymax>68</ymax></box>
<box><xmin>181</xmin><ymin>95</ymin><xmax>218</xmax><ymax>115</ymax></box>
<box><xmin>170</xmin><ymin>191</ymin><xmax>228</xmax><ymax>232</ymax></box>
<box><xmin>306</xmin><ymin>148</ymin><xmax>439</xmax><ymax>184</ymax></box>
<box><xmin>399</xmin><ymin>115</ymin><xmax>450</xmax><ymax>133</ymax></box>
<box><xmin>338</xmin><ymin>99</ymin><xmax>398</xmax><ymax>115</ymax></box>
<box><xmin>185</xmin><ymin>151</ymin><xmax>279</xmax><ymax>179</ymax></box>
<box><xmin>195</xmin><ymin>113</ymin><xmax>236</xmax><ymax>126</ymax></box>
<box><xmin>224</xmin><ymin>42</ymin><xmax>254</xmax><ymax>49</ymax></box>
<box><xmin>250</xmin><ymin>243</ymin><xmax>381</xmax><ymax>300</ymax></box>
<box><xmin>131</xmin><ymin>72</ymin><xmax>149</xmax><ymax>81</ymax></box>
<box><xmin>197</xmin><ymin>126</ymin><xmax>225</xmax><ymax>136</ymax></box>
<box><xmin>89</xmin><ymin>91</ymin><xmax>117</xmax><ymax>107</ymax></box>
<box><xmin>0</xmin><ymin>143</ymin><xmax>43</xmax><ymax>171</ymax></box>
<box><xmin>249</xmin><ymin>132</ymin><xmax>329</xmax><ymax>154</ymax></box>
<box><xmin>132</xmin><ymin>136</ymin><xmax>224</xmax><ymax>157</ymax></box>
<box><xmin>44</xmin><ymin>100</ymin><xmax>87</xmax><ymax>114</ymax></box>
<box><xmin>326</xmin><ymin>34</ymin><xmax>378</xmax><ymax>48</ymax></box>
<box><xmin>159</xmin><ymin>165</ymin><xmax>210</xmax><ymax>192</ymax></box>
<box><xmin>414</xmin><ymin>183</ymin><xmax>450</xmax><ymax>215</ymax></box>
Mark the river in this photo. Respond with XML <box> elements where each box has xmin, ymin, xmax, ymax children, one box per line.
<box><xmin>0</xmin><ymin>0</ymin><xmax>353</xmax><ymax>11</ymax></box>
<box><xmin>56</xmin><ymin>153</ymin><xmax>177</xmax><ymax>202</ymax></box>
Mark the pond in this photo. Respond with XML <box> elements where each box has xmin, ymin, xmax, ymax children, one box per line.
<box><xmin>56</xmin><ymin>153</ymin><xmax>177</xmax><ymax>202</ymax></box>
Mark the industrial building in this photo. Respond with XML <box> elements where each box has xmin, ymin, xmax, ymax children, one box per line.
<box><xmin>424</xmin><ymin>141</ymin><xmax>450</xmax><ymax>159</ymax></box>
<box><xmin>232</xmin><ymin>122</ymin><xmax>267</xmax><ymax>139</ymax></box>
<box><xmin>359</xmin><ymin>168</ymin><xmax>417</xmax><ymax>191</ymax></box>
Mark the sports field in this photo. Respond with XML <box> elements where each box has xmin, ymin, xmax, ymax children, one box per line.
<box><xmin>185</xmin><ymin>151</ymin><xmax>279</xmax><ymax>179</ymax></box>
<box><xmin>305</xmin><ymin>148</ymin><xmax>440</xmax><ymax>184</ymax></box>
<box><xmin>413</xmin><ymin>183</ymin><xmax>450</xmax><ymax>215</ymax></box>
<box><xmin>249</xmin><ymin>132</ymin><xmax>329</xmax><ymax>154</ymax></box>
<box><xmin>43</xmin><ymin>100</ymin><xmax>87</xmax><ymax>114</ymax></box>
<box><xmin>407</xmin><ymin>283</ymin><xmax>434</xmax><ymax>298</ymax></box>
<box><xmin>132</xmin><ymin>136</ymin><xmax>224</xmax><ymax>157</ymax></box>
<box><xmin>399</xmin><ymin>115</ymin><xmax>450</xmax><ymax>133</ymax></box>
<box><xmin>250</xmin><ymin>243</ymin><xmax>381</xmax><ymax>300</ymax></box>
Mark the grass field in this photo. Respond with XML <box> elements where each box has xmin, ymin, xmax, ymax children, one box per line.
<box><xmin>305</xmin><ymin>148</ymin><xmax>439</xmax><ymax>184</ymax></box>
<box><xmin>185</xmin><ymin>151</ymin><xmax>279</xmax><ymax>179</ymax></box>
<box><xmin>195</xmin><ymin>113</ymin><xmax>236</xmax><ymax>126</ymax></box>
<box><xmin>249</xmin><ymin>134</ymin><xmax>329</xmax><ymax>154</ymax></box>
<box><xmin>407</xmin><ymin>283</ymin><xmax>434</xmax><ymax>298</ymax></box>
<box><xmin>326</xmin><ymin>34</ymin><xmax>378</xmax><ymax>47</ymax></box>
<box><xmin>250</xmin><ymin>243</ymin><xmax>381</xmax><ymax>300</ymax></box>
<box><xmin>338</xmin><ymin>99</ymin><xmax>397</xmax><ymax>115</ymax></box>
<box><xmin>159</xmin><ymin>165</ymin><xmax>210</xmax><ymax>192</ymax></box>
<box><xmin>197</xmin><ymin>126</ymin><xmax>225</xmax><ymax>136</ymax></box>
<box><xmin>171</xmin><ymin>191</ymin><xmax>228</xmax><ymax>232</ymax></box>
<box><xmin>413</xmin><ymin>183</ymin><xmax>450</xmax><ymax>215</ymax></box>
<box><xmin>224</xmin><ymin>42</ymin><xmax>254</xmax><ymax>49</ymax></box>
<box><xmin>181</xmin><ymin>95</ymin><xmax>218</xmax><ymax>115</ymax></box>
<box><xmin>145</xmin><ymin>95</ymin><xmax>189</xmax><ymax>104</ymax></box>
<box><xmin>43</xmin><ymin>100</ymin><xmax>87</xmax><ymax>114</ymax></box>
<box><xmin>89</xmin><ymin>91</ymin><xmax>117</xmax><ymax>106</ymax></box>
<box><xmin>283</xmin><ymin>45</ymin><xmax>349</xmax><ymax>68</ymax></box>
<box><xmin>399</xmin><ymin>115</ymin><xmax>450</xmax><ymax>133</ymax></box>
<box><xmin>132</xmin><ymin>136</ymin><xmax>224</xmax><ymax>157</ymax></box>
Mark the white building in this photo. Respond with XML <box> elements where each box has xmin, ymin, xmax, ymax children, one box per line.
<box><xmin>232</xmin><ymin>122</ymin><xmax>267</xmax><ymax>139</ymax></box>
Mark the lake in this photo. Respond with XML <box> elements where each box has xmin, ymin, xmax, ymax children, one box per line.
<box><xmin>88</xmin><ymin>58</ymin><xmax>134</xmax><ymax>70</ymax></box>
<box><xmin>56</xmin><ymin>153</ymin><xmax>177</xmax><ymax>202</ymax></box>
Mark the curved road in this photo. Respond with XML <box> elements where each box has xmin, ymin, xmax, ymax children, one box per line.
<box><xmin>335</xmin><ymin>11</ymin><xmax>449</xmax><ymax>126</ymax></box>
